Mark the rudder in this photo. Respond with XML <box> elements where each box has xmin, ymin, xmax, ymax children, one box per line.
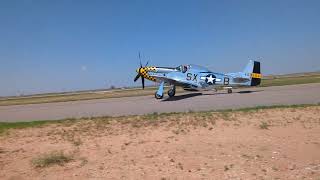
<box><xmin>251</xmin><ymin>61</ymin><xmax>261</xmax><ymax>86</ymax></box>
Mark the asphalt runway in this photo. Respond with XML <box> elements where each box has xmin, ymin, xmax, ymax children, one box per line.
<box><xmin>0</xmin><ymin>83</ymin><xmax>320</xmax><ymax>122</ymax></box>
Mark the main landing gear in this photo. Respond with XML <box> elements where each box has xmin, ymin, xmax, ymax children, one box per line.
<box><xmin>155</xmin><ymin>82</ymin><xmax>165</xmax><ymax>99</ymax></box>
<box><xmin>155</xmin><ymin>83</ymin><xmax>176</xmax><ymax>99</ymax></box>
<box><xmin>168</xmin><ymin>85</ymin><xmax>176</xmax><ymax>98</ymax></box>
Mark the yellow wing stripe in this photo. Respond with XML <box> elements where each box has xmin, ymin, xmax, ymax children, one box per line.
<box><xmin>251</xmin><ymin>73</ymin><xmax>262</xmax><ymax>79</ymax></box>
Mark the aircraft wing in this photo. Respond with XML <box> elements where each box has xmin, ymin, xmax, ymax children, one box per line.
<box><xmin>151</xmin><ymin>75</ymin><xmax>197</xmax><ymax>88</ymax></box>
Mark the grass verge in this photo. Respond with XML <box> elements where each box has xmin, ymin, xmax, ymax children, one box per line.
<box><xmin>0</xmin><ymin>103</ymin><xmax>318</xmax><ymax>135</ymax></box>
<box><xmin>0</xmin><ymin>118</ymin><xmax>76</xmax><ymax>135</ymax></box>
<box><xmin>261</xmin><ymin>73</ymin><xmax>320</xmax><ymax>87</ymax></box>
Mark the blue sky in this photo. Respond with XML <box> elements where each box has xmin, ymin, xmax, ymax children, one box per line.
<box><xmin>0</xmin><ymin>0</ymin><xmax>319</xmax><ymax>96</ymax></box>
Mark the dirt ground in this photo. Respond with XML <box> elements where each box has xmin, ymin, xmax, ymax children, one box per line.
<box><xmin>0</xmin><ymin>106</ymin><xmax>320</xmax><ymax>180</ymax></box>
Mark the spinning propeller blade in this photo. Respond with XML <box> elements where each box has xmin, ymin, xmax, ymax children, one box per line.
<box><xmin>141</xmin><ymin>76</ymin><xmax>145</xmax><ymax>89</ymax></box>
<box><xmin>139</xmin><ymin>52</ymin><xmax>142</xmax><ymax>68</ymax></box>
<box><xmin>134</xmin><ymin>52</ymin><xmax>149</xmax><ymax>89</ymax></box>
<box><xmin>134</xmin><ymin>73</ymin><xmax>141</xmax><ymax>82</ymax></box>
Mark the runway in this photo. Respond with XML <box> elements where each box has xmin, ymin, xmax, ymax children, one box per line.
<box><xmin>0</xmin><ymin>83</ymin><xmax>320</xmax><ymax>122</ymax></box>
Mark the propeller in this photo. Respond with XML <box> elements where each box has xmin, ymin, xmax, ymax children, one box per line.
<box><xmin>134</xmin><ymin>52</ymin><xmax>149</xmax><ymax>89</ymax></box>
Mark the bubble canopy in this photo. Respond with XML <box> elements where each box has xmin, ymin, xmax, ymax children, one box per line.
<box><xmin>175</xmin><ymin>64</ymin><xmax>212</xmax><ymax>73</ymax></box>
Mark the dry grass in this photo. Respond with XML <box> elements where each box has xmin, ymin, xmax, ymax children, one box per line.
<box><xmin>31</xmin><ymin>151</ymin><xmax>73</xmax><ymax>168</ymax></box>
<box><xmin>259</xmin><ymin>121</ymin><xmax>270</xmax><ymax>129</ymax></box>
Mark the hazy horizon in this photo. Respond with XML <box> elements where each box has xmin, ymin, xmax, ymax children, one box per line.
<box><xmin>1</xmin><ymin>0</ymin><xmax>320</xmax><ymax>96</ymax></box>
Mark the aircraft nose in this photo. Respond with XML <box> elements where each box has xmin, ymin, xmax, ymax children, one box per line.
<box><xmin>136</xmin><ymin>67</ymin><xmax>153</xmax><ymax>74</ymax></box>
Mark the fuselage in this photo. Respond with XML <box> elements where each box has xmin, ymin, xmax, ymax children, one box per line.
<box><xmin>136</xmin><ymin>64</ymin><xmax>260</xmax><ymax>90</ymax></box>
<box><xmin>135</xmin><ymin>61</ymin><xmax>261</xmax><ymax>99</ymax></box>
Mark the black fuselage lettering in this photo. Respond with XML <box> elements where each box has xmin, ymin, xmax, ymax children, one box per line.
<box><xmin>224</xmin><ymin>77</ymin><xmax>229</xmax><ymax>85</ymax></box>
<box><xmin>193</xmin><ymin>74</ymin><xmax>198</xmax><ymax>81</ymax></box>
<box><xmin>186</xmin><ymin>73</ymin><xmax>192</xmax><ymax>81</ymax></box>
<box><xmin>186</xmin><ymin>73</ymin><xmax>198</xmax><ymax>82</ymax></box>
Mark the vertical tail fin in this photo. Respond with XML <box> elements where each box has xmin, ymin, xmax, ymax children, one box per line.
<box><xmin>243</xmin><ymin>60</ymin><xmax>261</xmax><ymax>86</ymax></box>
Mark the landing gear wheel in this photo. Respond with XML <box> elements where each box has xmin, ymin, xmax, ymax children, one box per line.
<box><xmin>168</xmin><ymin>89</ymin><xmax>176</xmax><ymax>97</ymax></box>
<box><xmin>155</xmin><ymin>92</ymin><xmax>164</xmax><ymax>99</ymax></box>
<box><xmin>227</xmin><ymin>89</ymin><xmax>232</xmax><ymax>94</ymax></box>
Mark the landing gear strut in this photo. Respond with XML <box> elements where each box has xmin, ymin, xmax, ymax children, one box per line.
<box><xmin>168</xmin><ymin>85</ymin><xmax>176</xmax><ymax>97</ymax></box>
<box><xmin>155</xmin><ymin>81</ymin><xmax>165</xmax><ymax>99</ymax></box>
<box><xmin>227</xmin><ymin>88</ymin><xmax>232</xmax><ymax>94</ymax></box>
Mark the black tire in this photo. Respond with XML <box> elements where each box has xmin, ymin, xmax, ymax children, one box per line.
<box><xmin>155</xmin><ymin>92</ymin><xmax>164</xmax><ymax>99</ymax></box>
<box><xmin>227</xmin><ymin>89</ymin><xmax>232</xmax><ymax>94</ymax></box>
<box><xmin>168</xmin><ymin>89</ymin><xmax>176</xmax><ymax>97</ymax></box>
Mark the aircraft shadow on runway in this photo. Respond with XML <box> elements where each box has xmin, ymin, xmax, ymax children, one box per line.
<box><xmin>207</xmin><ymin>90</ymin><xmax>263</xmax><ymax>96</ymax></box>
<box><xmin>162</xmin><ymin>90</ymin><xmax>263</xmax><ymax>101</ymax></box>
<box><xmin>237</xmin><ymin>90</ymin><xmax>264</xmax><ymax>94</ymax></box>
<box><xmin>162</xmin><ymin>93</ymin><xmax>203</xmax><ymax>101</ymax></box>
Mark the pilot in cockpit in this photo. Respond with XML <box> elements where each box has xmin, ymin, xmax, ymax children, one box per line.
<box><xmin>182</xmin><ymin>65</ymin><xmax>188</xmax><ymax>73</ymax></box>
<box><xmin>176</xmin><ymin>65</ymin><xmax>188</xmax><ymax>73</ymax></box>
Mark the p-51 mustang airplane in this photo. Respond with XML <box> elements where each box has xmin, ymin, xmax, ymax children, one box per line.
<box><xmin>134</xmin><ymin>60</ymin><xmax>261</xmax><ymax>99</ymax></box>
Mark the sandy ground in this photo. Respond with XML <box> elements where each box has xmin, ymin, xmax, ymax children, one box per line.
<box><xmin>0</xmin><ymin>106</ymin><xmax>320</xmax><ymax>180</ymax></box>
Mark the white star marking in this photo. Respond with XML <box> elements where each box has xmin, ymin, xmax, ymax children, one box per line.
<box><xmin>207</xmin><ymin>75</ymin><xmax>215</xmax><ymax>84</ymax></box>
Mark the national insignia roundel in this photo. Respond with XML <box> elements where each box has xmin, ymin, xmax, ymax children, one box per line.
<box><xmin>205</xmin><ymin>74</ymin><xmax>216</xmax><ymax>85</ymax></box>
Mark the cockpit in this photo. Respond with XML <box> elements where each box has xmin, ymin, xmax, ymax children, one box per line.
<box><xmin>175</xmin><ymin>65</ymin><xmax>189</xmax><ymax>73</ymax></box>
<box><xmin>175</xmin><ymin>64</ymin><xmax>212</xmax><ymax>73</ymax></box>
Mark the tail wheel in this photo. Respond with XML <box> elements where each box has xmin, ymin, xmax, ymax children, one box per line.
<box><xmin>227</xmin><ymin>89</ymin><xmax>232</xmax><ymax>94</ymax></box>
<box><xmin>155</xmin><ymin>92</ymin><xmax>164</xmax><ymax>99</ymax></box>
<box><xmin>168</xmin><ymin>89</ymin><xmax>176</xmax><ymax>97</ymax></box>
